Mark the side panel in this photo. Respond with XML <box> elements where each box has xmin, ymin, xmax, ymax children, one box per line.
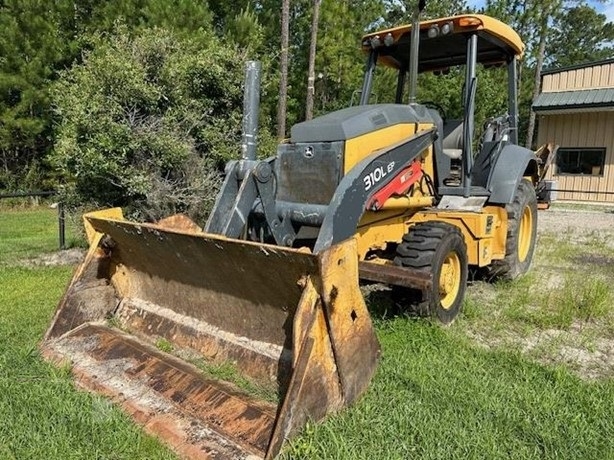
<box><xmin>314</xmin><ymin>129</ymin><xmax>436</xmax><ymax>253</ymax></box>
<box><xmin>345</xmin><ymin>123</ymin><xmax>417</xmax><ymax>173</ymax></box>
<box><xmin>488</xmin><ymin>144</ymin><xmax>538</xmax><ymax>204</ymax></box>
<box><xmin>408</xmin><ymin>207</ymin><xmax>508</xmax><ymax>266</ymax></box>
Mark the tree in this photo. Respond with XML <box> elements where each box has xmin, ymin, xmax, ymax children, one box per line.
<box><xmin>277</xmin><ymin>0</ymin><xmax>291</xmax><ymax>139</ymax></box>
<box><xmin>0</xmin><ymin>0</ymin><xmax>75</xmax><ymax>190</ymax></box>
<box><xmin>525</xmin><ymin>0</ymin><xmax>562</xmax><ymax>149</ymax></box>
<box><xmin>484</xmin><ymin>0</ymin><xmax>563</xmax><ymax>146</ymax></box>
<box><xmin>51</xmin><ymin>27</ymin><xmax>248</xmax><ymax>222</ymax></box>
<box><xmin>305</xmin><ymin>0</ymin><xmax>321</xmax><ymax>120</ymax></box>
<box><xmin>483</xmin><ymin>1</ymin><xmax>613</xmax><ymax>147</ymax></box>
<box><xmin>0</xmin><ymin>0</ymin><xmax>214</xmax><ymax>191</ymax></box>
<box><xmin>548</xmin><ymin>4</ymin><xmax>614</xmax><ymax>67</ymax></box>
<box><xmin>67</xmin><ymin>0</ymin><xmax>213</xmax><ymax>37</ymax></box>
<box><xmin>385</xmin><ymin>0</ymin><xmax>468</xmax><ymax>23</ymax></box>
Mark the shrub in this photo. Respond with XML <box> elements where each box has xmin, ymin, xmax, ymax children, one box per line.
<box><xmin>51</xmin><ymin>26</ymin><xmax>249</xmax><ymax>223</ymax></box>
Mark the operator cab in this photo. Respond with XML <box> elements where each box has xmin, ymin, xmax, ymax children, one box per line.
<box><xmin>360</xmin><ymin>14</ymin><xmax>525</xmax><ymax>197</ymax></box>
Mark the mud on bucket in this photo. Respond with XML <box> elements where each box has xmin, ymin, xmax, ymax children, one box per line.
<box><xmin>41</xmin><ymin>208</ymin><xmax>380</xmax><ymax>459</ymax></box>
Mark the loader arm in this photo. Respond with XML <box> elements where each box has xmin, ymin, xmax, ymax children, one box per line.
<box><xmin>314</xmin><ymin>128</ymin><xmax>435</xmax><ymax>252</ymax></box>
<box><xmin>205</xmin><ymin>159</ymin><xmax>296</xmax><ymax>246</ymax></box>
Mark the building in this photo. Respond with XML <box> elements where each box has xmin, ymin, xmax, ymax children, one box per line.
<box><xmin>534</xmin><ymin>58</ymin><xmax>614</xmax><ymax>203</ymax></box>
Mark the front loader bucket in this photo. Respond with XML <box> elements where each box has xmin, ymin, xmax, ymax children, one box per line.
<box><xmin>41</xmin><ymin>208</ymin><xmax>380</xmax><ymax>459</ymax></box>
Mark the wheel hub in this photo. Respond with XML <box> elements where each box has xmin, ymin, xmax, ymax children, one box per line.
<box><xmin>518</xmin><ymin>205</ymin><xmax>533</xmax><ymax>263</ymax></box>
<box><xmin>439</xmin><ymin>252</ymin><xmax>461</xmax><ymax>310</ymax></box>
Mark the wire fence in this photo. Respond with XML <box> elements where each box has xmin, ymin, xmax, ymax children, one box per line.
<box><xmin>0</xmin><ymin>191</ymin><xmax>66</xmax><ymax>250</ymax></box>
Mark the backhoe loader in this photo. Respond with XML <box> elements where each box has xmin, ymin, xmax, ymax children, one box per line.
<box><xmin>42</xmin><ymin>4</ymin><xmax>538</xmax><ymax>459</ymax></box>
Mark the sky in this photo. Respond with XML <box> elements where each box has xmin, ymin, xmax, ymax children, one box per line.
<box><xmin>468</xmin><ymin>0</ymin><xmax>614</xmax><ymax>22</ymax></box>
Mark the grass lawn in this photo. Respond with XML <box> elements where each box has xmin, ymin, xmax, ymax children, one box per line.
<box><xmin>2</xmin><ymin>206</ymin><xmax>613</xmax><ymax>459</ymax></box>
<box><xmin>0</xmin><ymin>207</ymin><xmax>64</xmax><ymax>264</ymax></box>
<box><xmin>0</xmin><ymin>207</ymin><xmax>176</xmax><ymax>459</ymax></box>
<box><xmin>281</xmin><ymin>318</ymin><xmax>614</xmax><ymax>459</ymax></box>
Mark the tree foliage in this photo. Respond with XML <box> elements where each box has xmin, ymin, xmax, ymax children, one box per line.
<box><xmin>51</xmin><ymin>28</ymin><xmax>246</xmax><ymax>221</ymax></box>
<box><xmin>1</xmin><ymin>0</ymin><xmax>613</xmax><ymax>205</ymax></box>
<box><xmin>0</xmin><ymin>0</ymin><xmax>213</xmax><ymax>190</ymax></box>
<box><xmin>548</xmin><ymin>4</ymin><xmax>614</xmax><ymax>67</ymax></box>
<box><xmin>0</xmin><ymin>0</ymin><xmax>73</xmax><ymax>189</ymax></box>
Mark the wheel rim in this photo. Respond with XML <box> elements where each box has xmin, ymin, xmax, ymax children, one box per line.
<box><xmin>517</xmin><ymin>205</ymin><xmax>533</xmax><ymax>263</ymax></box>
<box><xmin>439</xmin><ymin>252</ymin><xmax>462</xmax><ymax>310</ymax></box>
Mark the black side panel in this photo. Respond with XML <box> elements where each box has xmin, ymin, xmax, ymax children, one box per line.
<box><xmin>276</xmin><ymin>142</ymin><xmax>344</xmax><ymax>206</ymax></box>
<box><xmin>291</xmin><ymin>104</ymin><xmax>431</xmax><ymax>143</ymax></box>
<box><xmin>471</xmin><ymin>141</ymin><xmax>499</xmax><ymax>188</ymax></box>
<box><xmin>427</xmin><ymin>108</ymin><xmax>450</xmax><ymax>189</ymax></box>
<box><xmin>487</xmin><ymin>144</ymin><xmax>538</xmax><ymax>204</ymax></box>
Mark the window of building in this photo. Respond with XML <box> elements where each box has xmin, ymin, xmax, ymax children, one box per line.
<box><xmin>556</xmin><ymin>148</ymin><xmax>606</xmax><ymax>176</ymax></box>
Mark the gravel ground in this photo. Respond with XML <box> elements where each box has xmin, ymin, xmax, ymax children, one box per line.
<box><xmin>538</xmin><ymin>207</ymin><xmax>614</xmax><ymax>233</ymax></box>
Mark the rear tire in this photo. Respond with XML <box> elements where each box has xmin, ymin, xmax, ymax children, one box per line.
<box><xmin>490</xmin><ymin>179</ymin><xmax>537</xmax><ymax>280</ymax></box>
<box><xmin>394</xmin><ymin>222</ymin><xmax>468</xmax><ymax>325</ymax></box>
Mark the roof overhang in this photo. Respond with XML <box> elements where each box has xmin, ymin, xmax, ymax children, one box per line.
<box><xmin>533</xmin><ymin>88</ymin><xmax>614</xmax><ymax>114</ymax></box>
<box><xmin>362</xmin><ymin>14</ymin><xmax>524</xmax><ymax>72</ymax></box>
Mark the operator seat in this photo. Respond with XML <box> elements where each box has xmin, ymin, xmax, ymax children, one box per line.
<box><xmin>442</xmin><ymin>119</ymin><xmax>464</xmax><ymax>159</ymax></box>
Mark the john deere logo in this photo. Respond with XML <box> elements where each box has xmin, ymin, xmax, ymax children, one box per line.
<box><xmin>304</xmin><ymin>146</ymin><xmax>315</xmax><ymax>158</ymax></box>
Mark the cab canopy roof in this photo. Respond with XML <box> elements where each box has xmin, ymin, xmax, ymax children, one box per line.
<box><xmin>362</xmin><ymin>14</ymin><xmax>524</xmax><ymax>73</ymax></box>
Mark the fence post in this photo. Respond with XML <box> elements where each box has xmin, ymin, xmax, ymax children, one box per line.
<box><xmin>58</xmin><ymin>201</ymin><xmax>66</xmax><ymax>250</ymax></box>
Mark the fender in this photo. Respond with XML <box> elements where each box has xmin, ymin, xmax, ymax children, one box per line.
<box><xmin>487</xmin><ymin>143</ymin><xmax>538</xmax><ymax>204</ymax></box>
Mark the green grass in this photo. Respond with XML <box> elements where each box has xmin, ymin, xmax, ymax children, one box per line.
<box><xmin>551</xmin><ymin>201</ymin><xmax>614</xmax><ymax>213</ymax></box>
<box><xmin>0</xmin><ymin>207</ymin><xmax>176</xmax><ymax>460</ymax></box>
<box><xmin>456</xmin><ymin>216</ymin><xmax>614</xmax><ymax>379</ymax></box>
<box><xmin>189</xmin><ymin>357</ymin><xmax>279</xmax><ymax>404</ymax></box>
<box><xmin>0</xmin><ymin>207</ymin><xmax>83</xmax><ymax>265</ymax></box>
<box><xmin>3</xmin><ymin>206</ymin><xmax>614</xmax><ymax>459</ymax></box>
<box><xmin>280</xmin><ymin>319</ymin><xmax>614</xmax><ymax>459</ymax></box>
<box><xmin>488</xmin><ymin>274</ymin><xmax>611</xmax><ymax>331</ymax></box>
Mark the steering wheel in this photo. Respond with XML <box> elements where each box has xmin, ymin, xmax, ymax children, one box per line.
<box><xmin>421</xmin><ymin>101</ymin><xmax>447</xmax><ymax>123</ymax></box>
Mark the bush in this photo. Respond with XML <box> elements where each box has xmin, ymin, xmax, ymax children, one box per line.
<box><xmin>51</xmin><ymin>27</ymin><xmax>250</xmax><ymax>223</ymax></box>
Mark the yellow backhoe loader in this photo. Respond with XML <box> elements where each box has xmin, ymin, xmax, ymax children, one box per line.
<box><xmin>42</xmin><ymin>4</ymin><xmax>538</xmax><ymax>459</ymax></box>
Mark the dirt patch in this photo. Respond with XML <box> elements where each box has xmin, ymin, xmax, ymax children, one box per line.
<box><xmin>467</xmin><ymin>325</ymin><xmax>614</xmax><ymax>380</ymax></box>
<box><xmin>461</xmin><ymin>206</ymin><xmax>614</xmax><ymax>380</ymax></box>
<box><xmin>20</xmin><ymin>248</ymin><xmax>85</xmax><ymax>267</ymax></box>
<box><xmin>573</xmin><ymin>254</ymin><xmax>614</xmax><ymax>267</ymax></box>
<box><xmin>538</xmin><ymin>208</ymin><xmax>614</xmax><ymax>233</ymax></box>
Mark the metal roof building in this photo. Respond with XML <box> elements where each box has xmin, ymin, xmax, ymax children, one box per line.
<box><xmin>535</xmin><ymin>58</ymin><xmax>614</xmax><ymax>203</ymax></box>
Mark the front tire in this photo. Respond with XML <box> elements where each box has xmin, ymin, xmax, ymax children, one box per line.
<box><xmin>394</xmin><ymin>222</ymin><xmax>468</xmax><ymax>324</ymax></box>
<box><xmin>490</xmin><ymin>179</ymin><xmax>537</xmax><ymax>280</ymax></box>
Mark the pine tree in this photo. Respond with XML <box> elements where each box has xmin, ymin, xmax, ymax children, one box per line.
<box><xmin>548</xmin><ymin>4</ymin><xmax>614</xmax><ymax>67</ymax></box>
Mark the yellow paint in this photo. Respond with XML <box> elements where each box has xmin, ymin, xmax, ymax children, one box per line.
<box><xmin>379</xmin><ymin>195</ymin><xmax>434</xmax><ymax>210</ymax></box>
<box><xmin>362</xmin><ymin>14</ymin><xmax>524</xmax><ymax>60</ymax></box>
<box><xmin>83</xmin><ymin>207</ymin><xmax>124</xmax><ymax>244</ymax></box>
<box><xmin>356</xmin><ymin>211</ymin><xmax>410</xmax><ymax>259</ymax></box>
<box><xmin>439</xmin><ymin>251</ymin><xmax>462</xmax><ymax>310</ymax></box>
<box><xmin>407</xmin><ymin>207</ymin><xmax>508</xmax><ymax>266</ymax></box>
<box><xmin>517</xmin><ymin>205</ymin><xmax>533</xmax><ymax>263</ymax></box>
<box><xmin>344</xmin><ymin>123</ymin><xmax>418</xmax><ymax>173</ymax></box>
<box><xmin>353</xmin><ymin>201</ymin><xmax>510</xmax><ymax>268</ymax></box>
<box><xmin>354</xmin><ymin>204</ymin><xmax>509</xmax><ymax>266</ymax></box>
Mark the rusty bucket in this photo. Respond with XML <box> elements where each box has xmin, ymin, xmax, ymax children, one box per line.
<box><xmin>41</xmin><ymin>208</ymin><xmax>380</xmax><ymax>459</ymax></box>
